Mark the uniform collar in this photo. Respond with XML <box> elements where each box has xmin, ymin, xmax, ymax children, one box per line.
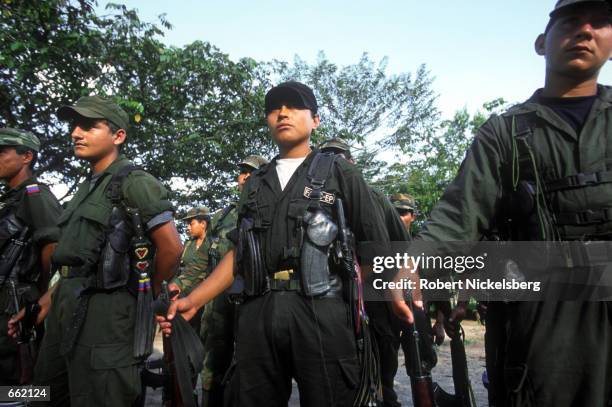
<box><xmin>504</xmin><ymin>84</ymin><xmax>612</xmax><ymax>140</ymax></box>
<box><xmin>259</xmin><ymin>149</ymin><xmax>318</xmax><ymax>196</ymax></box>
<box><xmin>88</xmin><ymin>154</ymin><xmax>132</xmax><ymax>181</ymax></box>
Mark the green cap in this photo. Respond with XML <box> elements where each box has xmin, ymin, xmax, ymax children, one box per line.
<box><xmin>239</xmin><ymin>155</ymin><xmax>269</xmax><ymax>171</ymax></box>
<box><xmin>389</xmin><ymin>193</ymin><xmax>416</xmax><ymax>212</ymax></box>
<box><xmin>181</xmin><ymin>206</ymin><xmax>211</xmax><ymax>221</ymax></box>
<box><xmin>0</xmin><ymin>128</ymin><xmax>41</xmax><ymax>152</ymax></box>
<box><xmin>57</xmin><ymin>95</ymin><xmax>130</xmax><ymax>130</ymax></box>
<box><xmin>550</xmin><ymin>0</ymin><xmax>611</xmax><ymax>17</ymax></box>
<box><xmin>320</xmin><ymin>137</ymin><xmax>351</xmax><ymax>156</ymax></box>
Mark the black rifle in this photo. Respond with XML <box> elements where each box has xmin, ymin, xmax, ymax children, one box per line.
<box><xmin>335</xmin><ymin>198</ymin><xmax>381</xmax><ymax>406</ymax></box>
<box><xmin>153</xmin><ymin>281</ymin><xmax>204</xmax><ymax>407</ymax></box>
<box><xmin>405</xmin><ymin>299</ymin><xmax>436</xmax><ymax>407</ymax></box>
<box><xmin>434</xmin><ymin>301</ymin><xmax>477</xmax><ymax>407</ymax></box>
<box><xmin>2</xmin><ymin>226</ymin><xmax>39</xmax><ymax>384</ymax></box>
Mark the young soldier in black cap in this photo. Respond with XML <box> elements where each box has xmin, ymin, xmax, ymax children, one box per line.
<box><xmin>0</xmin><ymin>128</ymin><xmax>61</xmax><ymax>385</ymax></box>
<box><xmin>159</xmin><ymin>82</ymin><xmax>405</xmax><ymax>406</ymax></box>
<box><xmin>10</xmin><ymin>95</ymin><xmax>183</xmax><ymax>406</ymax></box>
<box><xmin>392</xmin><ymin>1</ymin><xmax>612</xmax><ymax>405</ymax></box>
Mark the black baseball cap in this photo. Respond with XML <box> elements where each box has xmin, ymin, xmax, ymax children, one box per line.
<box><xmin>549</xmin><ymin>0</ymin><xmax>611</xmax><ymax>18</ymax></box>
<box><xmin>265</xmin><ymin>81</ymin><xmax>318</xmax><ymax>115</ymax></box>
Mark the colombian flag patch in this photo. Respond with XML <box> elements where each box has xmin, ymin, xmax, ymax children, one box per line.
<box><xmin>26</xmin><ymin>184</ymin><xmax>40</xmax><ymax>195</ymax></box>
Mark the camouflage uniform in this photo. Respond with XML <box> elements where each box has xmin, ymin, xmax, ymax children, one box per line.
<box><xmin>172</xmin><ymin>207</ymin><xmax>212</xmax><ymax>296</ymax></box>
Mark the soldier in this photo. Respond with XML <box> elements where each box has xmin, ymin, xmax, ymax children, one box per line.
<box><xmin>198</xmin><ymin>154</ymin><xmax>268</xmax><ymax>407</ymax></box>
<box><xmin>172</xmin><ymin>206</ymin><xmax>212</xmax><ymax>297</ymax></box>
<box><xmin>10</xmin><ymin>95</ymin><xmax>183</xmax><ymax>406</ymax></box>
<box><xmin>321</xmin><ymin>137</ymin><xmax>409</xmax><ymax>407</ymax></box>
<box><xmin>389</xmin><ymin>193</ymin><xmax>417</xmax><ymax>237</ymax></box>
<box><xmin>391</xmin><ymin>1</ymin><xmax>612</xmax><ymax>405</ymax></box>
<box><xmin>0</xmin><ymin>128</ymin><xmax>61</xmax><ymax>385</ymax></box>
<box><xmin>159</xmin><ymin>81</ymin><xmax>406</xmax><ymax>406</ymax></box>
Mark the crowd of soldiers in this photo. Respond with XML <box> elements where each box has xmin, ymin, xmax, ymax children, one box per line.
<box><xmin>0</xmin><ymin>0</ymin><xmax>611</xmax><ymax>405</ymax></box>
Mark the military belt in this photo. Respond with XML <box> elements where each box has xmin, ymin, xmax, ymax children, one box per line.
<box><xmin>269</xmin><ymin>269</ymin><xmax>301</xmax><ymax>291</ymax></box>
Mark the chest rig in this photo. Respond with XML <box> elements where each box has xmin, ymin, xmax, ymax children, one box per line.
<box><xmin>0</xmin><ymin>188</ymin><xmax>36</xmax><ymax>283</ymax></box>
<box><xmin>503</xmin><ymin>112</ymin><xmax>612</xmax><ymax>241</ymax></box>
<box><xmin>237</xmin><ymin>152</ymin><xmax>342</xmax><ymax>297</ymax></box>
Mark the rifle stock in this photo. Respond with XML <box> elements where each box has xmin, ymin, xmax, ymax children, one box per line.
<box><xmin>436</xmin><ymin>301</ymin><xmax>477</xmax><ymax>407</ymax></box>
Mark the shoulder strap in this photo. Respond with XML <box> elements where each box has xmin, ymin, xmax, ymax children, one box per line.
<box><xmin>105</xmin><ymin>164</ymin><xmax>139</xmax><ymax>205</ymax></box>
<box><xmin>304</xmin><ymin>152</ymin><xmax>337</xmax><ymax>202</ymax></box>
<box><xmin>508</xmin><ymin>112</ymin><xmax>538</xmax><ymax>188</ymax></box>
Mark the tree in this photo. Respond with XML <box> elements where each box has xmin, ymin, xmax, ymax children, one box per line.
<box><xmin>273</xmin><ymin>52</ymin><xmax>439</xmax><ymax>160</ymax></box>
<box><xmin>1</xmin><ymin>0</ymin><xmax>274</xmax><ymax>209</ymax></box>
<box><xmin>372</xmin><ymin>98</ymin><xmax>509</xmax><ymax>227</ymax></box>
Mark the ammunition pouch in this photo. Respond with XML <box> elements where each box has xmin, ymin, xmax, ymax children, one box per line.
<box><xmin>300</xmin><ymin>209</ymin><xmax>337</xmax><ymax>296</ymax></box>
<box><xmin>0</xmin><ymin>215</ymin><xmax>33</xmax><ymax>284</ymax></box>
<box><xmin>97</xmin><ymin>206</ymin><xmax>132</xmax><ymax>291</ymax></box>
<box><xmin>237</xmin><ymin>217</ymin><xmax>268</xmax><ymax>296</ymax></box>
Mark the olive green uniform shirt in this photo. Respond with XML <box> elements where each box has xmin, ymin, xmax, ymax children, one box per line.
<box><xmin>35</xmin><ymin>156</ymin><xmax>174</xmax><ymax>406</ymax></box>
<box><xmin>417</xmin><ymin>85</ymin><xmax>612</xmax><ymax>406</ymax></box>
<box><xmin>0</xmin><ymin>177</ymin><xmax>61</xmax><ymax>385</ymax></box>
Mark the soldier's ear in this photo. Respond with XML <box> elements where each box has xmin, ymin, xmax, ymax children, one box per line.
<box><xmin>112</xmin><ymin>128</ymin><xmax>127</xmax><ymax>147</ymax></box>
<box><xmin>535</xmin><ymin>34</ymin><xmax>546</xmax><ymax>56</ymax></box>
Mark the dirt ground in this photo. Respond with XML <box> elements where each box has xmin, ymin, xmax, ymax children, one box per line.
<box><xmin>145</xmin><ymin>320</ymin><xmax>488</xmax><ymax>407</ymax></box>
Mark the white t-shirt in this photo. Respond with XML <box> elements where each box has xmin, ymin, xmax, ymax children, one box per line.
<box><xmin>275</xmin><ymin>156</ymin><xmax>307</xmax><ymax>191</ymax></box>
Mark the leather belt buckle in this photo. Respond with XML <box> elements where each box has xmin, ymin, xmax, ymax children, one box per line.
<box><xmin>273</xmin><ymin>269</ymin><xmax>294</xmax><ymax>281</ymax></box>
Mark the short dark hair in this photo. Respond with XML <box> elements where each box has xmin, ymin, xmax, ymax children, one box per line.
<box><xmin>193</xmin><ymin>215</ymin><xmax>210</xmax><ymax>223</ymax></box>
<box><xmin>14</xmin><ymin>146</ymin><xmax>37</xmax><ymax>169</ymax></box>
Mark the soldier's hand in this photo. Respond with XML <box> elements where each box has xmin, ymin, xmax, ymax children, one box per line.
<box><xmin>167</xmin><ymin>282</ymin><xmax>181</xmax><ymax>297</ymax></box>
<box><xmin>7</xmin><ymin>292</ymin><xmax>51</xmax><ymax>339</ymax></box>
<box><xmin>7</xmin><ymin>308</ymin><xmax>24</xmax><ymax>339</ymax></box>
<box><xmin>391</xmin><ymin>299</ymin><xmax>414</xmax><ymax>324</ymax></box>
<box><xmin>432</xmin><ymin>310</ymin><xmax>445</xmax><ymax>346</ymax></box>
<box><xmin>443</xmin><ymin>301</ymin><xmax>468</xmax><ymax>338</ymax></box>
<box><xmin>156</xmin><ymin>297</ymin><xmax>198</xmax><ymax>336</ymax></box>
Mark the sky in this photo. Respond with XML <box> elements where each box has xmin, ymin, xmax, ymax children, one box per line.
<box><xmin>99</xmin><ymin>0</ymin><xmax>612</xmax><ymax>119</ymax></box>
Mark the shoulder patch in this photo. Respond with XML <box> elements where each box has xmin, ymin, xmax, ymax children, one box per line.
<box><xmin>25</xmin><ymin>184</ymin><xmax>40</xmax><ymax>195</ymax></box>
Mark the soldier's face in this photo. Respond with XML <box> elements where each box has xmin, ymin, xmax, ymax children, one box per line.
<box><xmin>0</xmin><ymin>147</ymin><xmax>28</xmax><ymax>181</ymax></box>
<box><xmin>541</xmin><ymin>6</ymin><xmax>612</xmax><ymax>78</ymax></box>
<box><xmin>266</xmin><ymin>105</ymin><xmax>320</xmax><ymax>148</ymax></box>
<box><xmin>398</xmin><ymin>210</ymin><xmax>415</xmax><ymax>229</ymax></box>
<box><xmin>70</xmin><ymin>118</ymin><xmax>124</xmax><ymax>162</ymax></box>
<box><xmin>237</xmin><ymin>168</ymin><xmax>252</xmax><ymax>191</ymax></box>
<box><xmin>187</xmin><ymin>218</ymin><xmax>207</xmax><ymax>239</ymax></box>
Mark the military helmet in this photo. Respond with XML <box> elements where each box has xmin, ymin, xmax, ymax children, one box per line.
<box><xmin>0</xmin><ymin>128</ymin><xmax>41</xmax><ymax>152</ymax></box>
<box><xmin>320</xmin><ymin>137</ymin><xmax>352</xmax><ymax>158</ymax></box>
<box><xmin>239</xmin><ymin>155</ymin><xmax>269</xmax><ymax>171</ymax></box>
<box><xmin>389</xmin><ymin>193</ymin><xmax>416</xmax><ymax>212</ymax></box>
<box><xmin>181</xmin><ymin>206</ymin><xmax>211</xmax><ymax>221</ymax></box>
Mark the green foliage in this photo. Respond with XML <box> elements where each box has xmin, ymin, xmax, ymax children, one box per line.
<box><xmin>273</xmin><ymin>52</ymin><xmax>439</xmax><ymax>158</ymax></box>
<box><xmin>372</xmin><ymin>99</ymin><xmax>509</xmax><ymax>229</ymax></box>
<box><xmin>0</xmin><ymin>0</ymin><xmax>273</xmax><ymax>208</ymax></box>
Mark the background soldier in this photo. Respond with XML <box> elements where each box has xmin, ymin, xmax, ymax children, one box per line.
<box><xmin>172</xmin><ymin>206</ymin><xmax>211</xmax><ymax>342</ymax></box>
<box><xmin>321</xmin><ymin>137</ymin><xmax>410</xmax><ymax>407</ymax></box>
<box><xmin>392</xmin><ymin>1</ymin><xmax>612</xmax><ymax>405</ymax></box>
<box><xmin>389</xmin><ymin>193</ymin><xmax>417</xmax><ymax>237</ymax></box>
<box><xmin>13</xmin><ymin>95</ymin><xmax>183</xmax><ymax>406</ymax></box>
<box><xmin>199</xmin><ymin>154</ymin><xmax>267</xmax><ymax>407</ymax></box>
<box><xmin>159</xmin><ymin>81</ymin><xmax>402</xmax><ymax>406</ymax></box>
<box><xmin>172</xmin><ymin>206</ymin><xmax>212</xmax><ymax>296</ymax></box>
<box><xmin>0</xmin><ymin>128</ymin><xmax>61</xmax><ymax>385</ymax></box>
